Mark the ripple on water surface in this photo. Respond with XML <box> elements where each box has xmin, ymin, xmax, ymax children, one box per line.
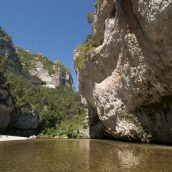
<box><xmin>0</xmin><ymin>139</ymin><xmax>172</xmax><ymax>172</ymax></box>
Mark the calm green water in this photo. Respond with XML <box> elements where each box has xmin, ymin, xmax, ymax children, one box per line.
<box><xmin>0</xmin><ymin>139</ymin><xmax>172</xmax><ymax>172</ymax></box>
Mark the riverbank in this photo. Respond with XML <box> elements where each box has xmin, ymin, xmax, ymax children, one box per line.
<box><xmin>0</xmin><ymin>135</ymin><xmax>31</xmax><ymax>142</ymax></box>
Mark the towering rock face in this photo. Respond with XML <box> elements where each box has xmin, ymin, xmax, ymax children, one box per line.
<box><xmin>75</xmin><ymin>0</ymin><xmax>172</xmax><ymax>143</ymax></box>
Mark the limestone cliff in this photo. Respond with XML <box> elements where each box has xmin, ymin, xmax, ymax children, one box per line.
<box><xmin>74</xmin><ymin>0</ymin><xmax>172</xmax><ymax>143</ymax></box>
<box><xmin>16</xmin><ymin>48</ymin><xmax>74</xmax><ymax>89</ymax></box>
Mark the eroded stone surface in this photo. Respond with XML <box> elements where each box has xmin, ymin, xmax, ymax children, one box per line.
<box><xmin>75</xmin><ymin>0</ymin><xmax>172</xmax><ymax>143</ymax></box>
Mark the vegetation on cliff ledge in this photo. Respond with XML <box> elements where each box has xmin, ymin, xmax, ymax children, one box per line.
<box><xmin>75</xmin><ymin>35</ymin><xmax>95</xmax><ymax>70</ymax></box>
<box><xmin>120</xmin><ymin>112</ymin><xmax>152</xmax><ymax>143</ymax></box>
<box><xmin>75</xmin><ymin>0</ymin><xmax>101</xmax><ymax>70</ymax></box>
<box><xmin>95</xmin><ymin>0</ymin><xmax>103</xmax><ymax>8</ymax></box>
<box><xmin>0</xmin><ymin>27</ymin><xmax>11</xmax><ymax>42</ymax></box>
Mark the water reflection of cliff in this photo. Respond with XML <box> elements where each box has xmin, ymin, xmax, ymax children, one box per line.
<box><xmin>88</xmin><ymin>140</ymin><xmax>172</xmax><ymax>172</ymax></box>
<box><xmin>0</xmin><ymin>140</ymin><xmax>172</xmax><ymax>172</ymax></box>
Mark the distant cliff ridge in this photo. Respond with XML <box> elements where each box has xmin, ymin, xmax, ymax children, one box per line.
<box><xmin>74</xmin><ymin>0</ymin><xmax>172</xmax><ymax>144</ymax></box>
<box><xmin>16</xmin><ymin>48</ymin><xmax>74</xmax><ymax>89</ymax></box>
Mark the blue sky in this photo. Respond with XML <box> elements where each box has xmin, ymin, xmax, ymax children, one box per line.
<box><xmin>0</xmin><ymin>0</ymin><xmax>95</xmax><ymax>89</ymax></box>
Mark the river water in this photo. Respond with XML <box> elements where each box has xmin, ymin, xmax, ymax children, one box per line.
<box><xmin>0</xmin><ymin>139</ymin><xmax>172</xmax><ymax>172</ymax></box>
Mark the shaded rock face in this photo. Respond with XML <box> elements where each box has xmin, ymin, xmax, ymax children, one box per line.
<box><xmin>136</xmin><ymin>98</ymin><xmax>172</xmax><ymax>143</ymax></box>
<box><xmin>10</xmin><ymin>111</ymin><xmax>39</xmax><ymax>130</ymax></box>
<box><xmin>0</xmin><ymin>40</ymin><xmax>21</xmax><ymax>73</ymax></box>
<box><xmin>0</xmin><ymin>40</ymin><xmax>17</xmax><ymax>64</ymax></box>
<box><xmin>0</xmin><ymin>89</ymin><xmax>13</xmax><ymax>131</ymax></box>
<box><xmin>78</xmin><ymin>96</ymin><xmax>108</xmax><ymax>139</ymax></box>
<box><xmin>8</xmin><ymin>110</ymin><xmax>39</xmax><ymax>136</ymax></box>
<box><xmin>75</xmin><ymin>0</ymin><xmax>172</xmax><ymax>143</ymax></box>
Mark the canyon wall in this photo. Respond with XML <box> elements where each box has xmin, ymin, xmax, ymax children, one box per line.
<box><xmin>0</xmin><ymin>27</ymin><xmax>74</xmax><ymax>134</ymax></box>
<box><xmin>75</xmin><ymin>0</ymin><xmax>172</xmax><ymax>143</ymax></box>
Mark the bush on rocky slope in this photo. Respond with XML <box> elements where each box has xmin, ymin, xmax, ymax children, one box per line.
<box><xmin>16</xmin><ymin>47</ymin><xmax>69</xmax><ymax>75</ymax></box>
<box><xmin>75</xmin><ymin>35</ymin><xmax>95</xmax><ymax>70</ymax></box>
<box><xmin>0</xmin><ymin>27</ymin><xmax>11</xmax><ymax>42</ymax></box>
<box><xmin>95</xmin><ymin>0</ymin><xmax>103</xmax><ymax>8</ymax></box>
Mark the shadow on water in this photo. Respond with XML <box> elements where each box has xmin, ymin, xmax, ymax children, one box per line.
<box><xmin>0</xmin><ymin>139</ymin><xmax>172</xmax><ymax>172</ymax></box>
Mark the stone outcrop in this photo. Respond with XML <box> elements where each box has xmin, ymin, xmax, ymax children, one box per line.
<box><xmin>7</xmin><ymin>110</ymin><xmax>39</xmax><ymax>136</ymax></box>
<box><xmin>75</xmin><ymin>0</ymin><xmax>172</xmax><ymax>143</ymax></box>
